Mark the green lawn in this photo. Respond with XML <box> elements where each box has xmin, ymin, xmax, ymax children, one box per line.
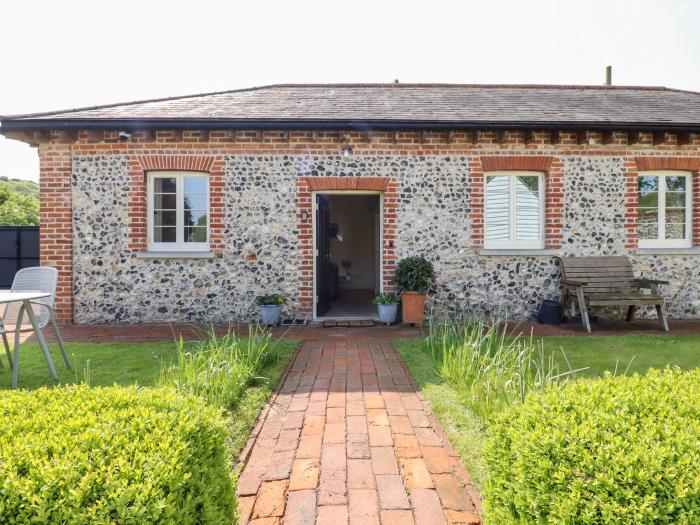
<box><xmin>395</xmin><ymin>334</ymin><xmax>700</xmax><ymax>490</ymax></box>
<box><xmin>0</xmin><ymin>339</ymin><xmax>299</xmax><ymax>441</ymax></box>
<box><xmin>0</xmin><ymin>339</ymin><xmax>298</xmax><ymax>391</ymax></box>
<box><xmin>542</xmin><ymin>334</ymin><xmax>700</xmax><ymax>377</ymax></box>
<box><xmin>0</xmin><ymin>342</ymin><xmax>174</xmax><ymax>389</ymax></box>
<box><xmin>0</xmin><ymin>339</ymin><xmax>298</xmax><ymax>457</ymax></box>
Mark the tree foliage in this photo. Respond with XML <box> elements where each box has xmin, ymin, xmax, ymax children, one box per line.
<box><xmin>0</xmin><ymin>183</ymin><xmax>39</xmax><ymax>225</ymax></box>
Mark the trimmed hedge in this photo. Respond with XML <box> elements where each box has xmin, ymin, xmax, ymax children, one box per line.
<box><xmin>0</xmin><ymin>386</ymin><xmax>234</xmax><ymax>524</ymax></box>
<box><xmin>485</xmin><ymin>368</ymin><xmax>700</xmax><ymax>524</ymax></box>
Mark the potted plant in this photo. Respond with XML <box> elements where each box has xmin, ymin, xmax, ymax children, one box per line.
<box><xmin>394</xmin><ymin>257</ymin><xmax>436</xmax><ymax>325</ymax></box>
<box><xmin>372</xmin><ymin>293</ymin><xmax>400</xmax><ymax>325</ymax></box>
<box><xmin>255</xmin><ymin>293</ymin><xmax>287</xmax><ymax>326</ymax></box>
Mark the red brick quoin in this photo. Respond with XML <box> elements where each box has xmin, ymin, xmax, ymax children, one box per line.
<box><xmin>628</xmin><ymin>156</ymin><xmax>700</xmax><ymax>248</ymax></box>
<box><xmin>127</xmin><ymin>155</ymin><xmax>226</xmax><ymax>252</ymax></box>
<box><xmin>296</xmin><ymin>176</ymin><xmax>399</xmax><ymax>317</ymax></box>
<box><xmin>38</xmin><ymin>140</ymin><xmax>73</xmax><ymax>322</ymax></box>
<box><xmin>470</xmin><ymin>156</ymin><xmax>563</xmax><ymax>249</ymax></box>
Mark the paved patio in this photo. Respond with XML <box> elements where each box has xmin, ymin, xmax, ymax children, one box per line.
<box><xmin>17</xmin><ymin>317</ymin><xmax>700</xmax><ymax>344</ymax></box>
<box><xmin>236</xmin><ymin>337</ymin><xmax>481</xmax><ymax>525</ymax></box>
<box><xmin>19</xmin><ymin>323</ymin><xmax>420</xmax><ymax>343</ymax></box>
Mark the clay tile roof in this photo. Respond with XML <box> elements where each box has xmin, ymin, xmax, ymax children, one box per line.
<box><xmin>3</xmin><ymin>84</ymin><xmax>700</xmax><ymax>128</ymax></box>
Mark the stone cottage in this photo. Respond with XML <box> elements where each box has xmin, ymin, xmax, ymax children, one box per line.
<box><xmin>2</xmin><ymin>84</ymin><xmax>700</xmax><ymax>324</ymax></box>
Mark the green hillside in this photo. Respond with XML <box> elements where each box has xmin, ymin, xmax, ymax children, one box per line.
<box><xmin>0</xmin><ymin>177</ymin><xmax>39</xmax><ymax>225</ymax></box>
<box><xmin>0</xmin><ymin>176</ymin><xmax>39</xmax><ymax>198</ymax></box>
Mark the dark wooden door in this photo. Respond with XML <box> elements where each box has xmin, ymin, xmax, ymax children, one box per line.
<box><xmin>316</xmin><ymin>195</ymin><xmax>332</xmax><ymax>317</ymax></box>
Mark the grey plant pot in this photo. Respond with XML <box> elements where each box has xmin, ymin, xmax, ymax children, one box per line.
<box><xmin>377</xmin><ymin>303</ymin><xmax>399</xmax><ymax>325</ymax></box>
<box><xmin>260</xmin><ymin>305</ymin><xmax>283</xmax><ymax>326</ymax></box>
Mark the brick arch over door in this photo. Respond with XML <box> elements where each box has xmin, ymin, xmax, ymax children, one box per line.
<box><xmin>127</xmin><ymin>154</ymin><xmax>226</xmax><ymax>252</ymax></box>
<box><xmin>296</xmin><ymin>176</ymin><xmax>399</xmax><ymax>317</ymax></box>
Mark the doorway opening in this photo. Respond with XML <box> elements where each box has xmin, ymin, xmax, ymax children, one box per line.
<box><xmin>315</xmin><ymin>192</ymin><xmax>382</xmax><ymax>319</ymax></box>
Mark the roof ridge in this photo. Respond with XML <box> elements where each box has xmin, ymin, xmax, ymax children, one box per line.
<box><xmin>268</xmin><ymin>83</ymin><xmax>700</xmax><ymax>96</ymax></box>
<box><xmin>4</xmin><ymin>83</ymin><xmax>699</xmax><ymax>121</ymax></box>
<box><xmin>268</xmin><ymin>83</ymin><xmax>673</xmax><ymax>90</ymax></box>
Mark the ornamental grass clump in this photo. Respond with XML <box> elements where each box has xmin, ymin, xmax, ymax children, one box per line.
<box><xmin>372</xmin><ymin>293</ymin><xmax>400</xmax><ymax>304</ymax></box>
<box><xmin>159</xmin><ymin>325</ymin><xmax>278</xmax><ymax>409</ymax></box>
<box><xmin>0</xmin><ymin>385</ymin><xmax>234</xmax><ymax>524</ymax></box>
<box><xmin>426</xmin><ymin>316</ymin><xmax>582</xmax><ymax>421</ymax></box>
<box><xmin>484</xmin><ymin>368</ymin><xmax>700</xmax><ymax>524</ymax></box>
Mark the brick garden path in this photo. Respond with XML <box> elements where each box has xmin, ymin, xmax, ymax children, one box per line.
<box><xmin>237</xmin><ymin>338</ymin><xmax>481</xmax><ymax>525</ymax></box>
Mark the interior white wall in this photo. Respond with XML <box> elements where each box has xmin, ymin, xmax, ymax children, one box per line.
<box><xmin>328</xmin><ymin>195</ymin><xmax>378</xmax><ymax>291</ymax></box>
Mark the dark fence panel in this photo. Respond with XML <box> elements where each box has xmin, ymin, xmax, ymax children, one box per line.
<box><xmin>0</xmin><ymin>227</ymin><xmax>40</xmax><ymax>288</ymax></box>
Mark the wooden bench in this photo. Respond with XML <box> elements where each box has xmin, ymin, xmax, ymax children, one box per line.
<box><xmin>558</xmin><ymin>256</ymin><xmax>670</xmax><ymax>333</ymax></box>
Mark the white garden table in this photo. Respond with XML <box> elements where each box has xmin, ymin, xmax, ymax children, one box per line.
<box><xmin>0</xmin><ymin>291</ymin><xmax>58</xmax><ymax>388</ymax></box>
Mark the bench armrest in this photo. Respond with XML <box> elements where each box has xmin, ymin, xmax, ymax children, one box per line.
<box><xmin>634</xmin><ymin>278</ymin><xmax>670</xmax><ymax>289</ymax></box>
<box><xmin>563</xmin><ymin>279</ymin><xmax>587</xmax><ymax>287</ymax></box>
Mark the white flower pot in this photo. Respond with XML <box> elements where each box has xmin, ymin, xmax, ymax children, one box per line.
<box><xmin>260</xmin><ymin>305</ymin><xmax>282</xmax><ymax>326</ymax></box>
<box><xmin>377</xmin><ymin>303</ymin><xmax>399</xmax><ymax>325</ymax></box>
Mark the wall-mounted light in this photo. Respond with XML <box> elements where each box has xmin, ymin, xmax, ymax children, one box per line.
<box><xmin>342</xmin><ymin>145</ymin><xmax>353</xmax><ymax>157</ymax></box>
<box><xmin>118</xmin><ymin>131</ymin><xmax>132</xmax><ymax>141</ymax></box>
<box><xmin>301</xmin><ymin>211</ymin><xmax>309</xmax><ymax>221</ymax></box>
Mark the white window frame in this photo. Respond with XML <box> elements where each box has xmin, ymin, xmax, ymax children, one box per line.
<box><xmin>484</xmin><ymin>171</ymin><xmax>545</xmax><ymax>249</ymax></box>
<box><xmin>147</xmin><ymin>171</ymin><xmax>210</xmax><ymax>251</ymax></box>
<box><xmin>638</xmin><ymin>170</ymin><xmax>692</xmax><ymax>249</ymax></box>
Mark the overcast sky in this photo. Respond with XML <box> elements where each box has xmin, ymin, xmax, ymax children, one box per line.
<box><xmin>1</xmin><ymin>0</ymin><xmax>699</xmax><ymax>182</ymax></box>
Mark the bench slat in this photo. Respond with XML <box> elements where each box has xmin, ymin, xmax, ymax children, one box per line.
<box><xmin>583</xmin><ymin>288</ymin><xmax>640</xmax><ymax>294</ymax></box>
<box><xmin>565</xmin><ymin>268</ymin><xmax>634</xmax><ymax>276</ymax></box>
<box><xmin>565</xmin><ymin>262</ymin><xmax>632</xmax><ymax>268</ymax></box>
<box><xmin>563</xmin><ymin>267</ymin><xmax>632</xmax><ymax>277</ymax></box>
<box><xmin>565</xmin><ymin>277</ymin><xmax>636</xmax><ymax>283</ymax></box>
<box><xmin>589</xmin><ymin>298</ymin><xmax>663</xmax><ymax>306</ymax></box>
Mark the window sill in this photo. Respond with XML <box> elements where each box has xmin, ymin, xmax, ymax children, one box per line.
<box><xmin>135</xmin><ymin>251</ymin><xmax>216</xmax><ymax>259</ymax></box>
<box><xmin>635</xmin><ymin>247</ymin><xmax>700</xmax><ymax>256</ymax></box>
<box><xmin>478</xmin><ymin>249</ymin><xmax>557</xmax><ymax>256</ymax></box>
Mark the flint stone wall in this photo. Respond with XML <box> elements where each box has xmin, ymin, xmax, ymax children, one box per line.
<box><xmin>71</xmin><ymin>154</ymin><xmax>699</xmax><ymax>323</ymax></box>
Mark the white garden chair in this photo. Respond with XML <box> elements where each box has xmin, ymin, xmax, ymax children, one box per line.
<box><xmin>0</xmin><ymin>267</ymin><xmax>71</xmax><ymax>375</ymax></box>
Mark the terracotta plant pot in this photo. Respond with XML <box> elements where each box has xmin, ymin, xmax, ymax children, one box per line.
<box><xmin>401</xmin><ymin>291</ymin><xmax>426</xmax><ymax>325</ymax></box>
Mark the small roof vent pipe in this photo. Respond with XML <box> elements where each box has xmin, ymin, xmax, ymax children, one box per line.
<box><xmin>605</xmin><ymin>66</ymin><xmax>612</xmax><ymax>86</ymax></box>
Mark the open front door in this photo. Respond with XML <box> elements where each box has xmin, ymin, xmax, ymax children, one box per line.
<box><xmin>315</xmin><ymin>195</ymin><xmax>332</xmax><ymax>317</ymax></box>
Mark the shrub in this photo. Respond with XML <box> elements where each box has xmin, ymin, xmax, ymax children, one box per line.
<box><xmin>0</xmin><ymin>385</ymin><xmax>234</xmax><ymax>524</ymax></box>
<box><xmin>427</xmin><ymin>317</ymin><xmax>580</xmax><ymax>421</ymax></box>
<box><xmin>395</xmin><ymin>256</ymin><xmax>435</xmax><ymax>293</ymax></box>
<box><xmin>159</xmin><ymin>325</ymin><xmax>278</xmax><ymax>408</ymax></box>
<box><xmin>255</xmin><ymin>293</ymin><xmax>287</xmax><ymax>306</ymax></box>
<box><xmin>484</xmin><ymin>368</ymin><xmax>700</xmax><ymax>524</ymax></box>
<box><xmin>372</xmin><ymin>293</ymin><xmax>400</xmax><ymax>304</ymax></box>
